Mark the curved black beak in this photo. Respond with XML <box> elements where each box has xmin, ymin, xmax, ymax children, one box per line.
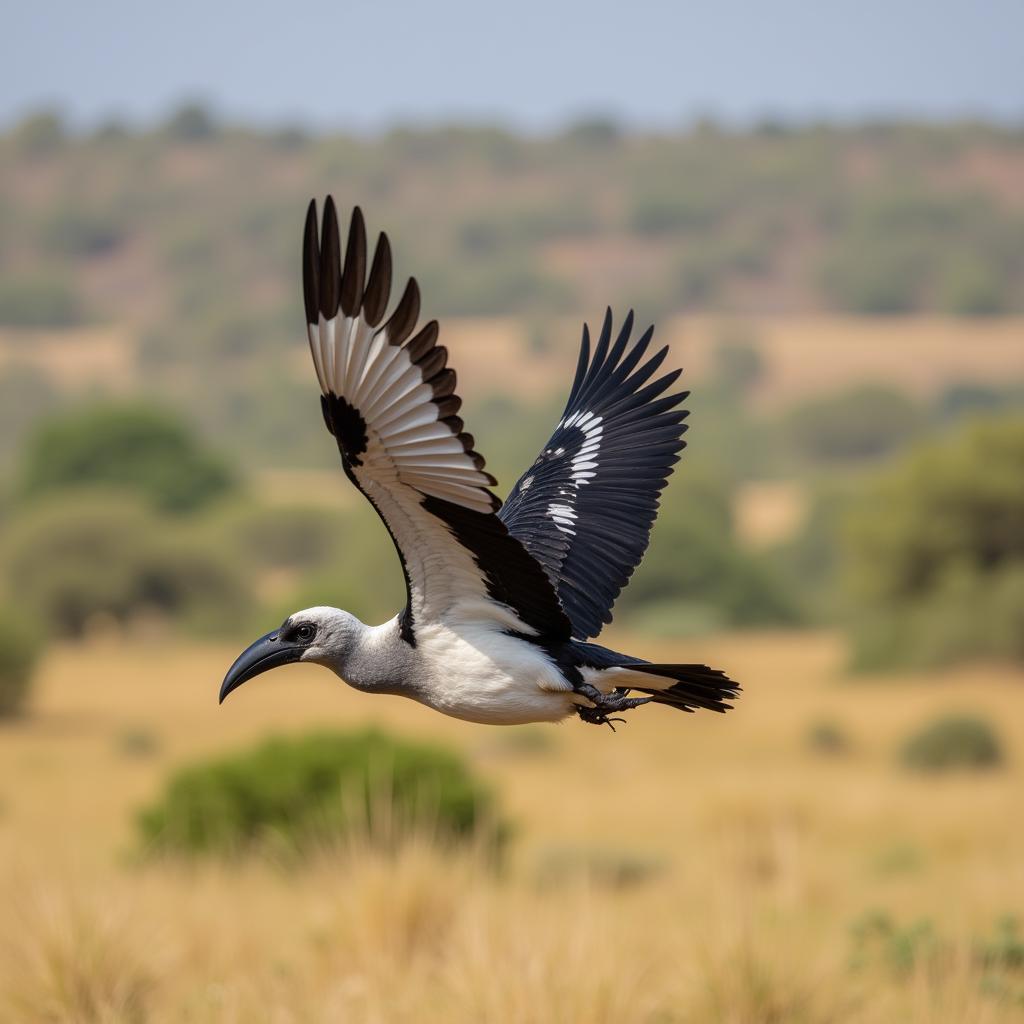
<box><xmin>219</xmin><ymin>630</ymin><xmax>304</xmax><ymax>704</ymax></box>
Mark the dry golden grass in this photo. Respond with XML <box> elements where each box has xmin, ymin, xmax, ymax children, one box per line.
<box><xmin>0</xmin><ymin>630</ymin><xmax>1022</xmax><ymax>1022</ymax></box>
<box><xmin>0</xmin><ymin>327</ymin><xmax>136</xmax><ymax>393</ymax></box>
<box><xmin>734</xmin><ymin>481</ymin><xmax>808</xmax><ymax>547</ymax></box>
<box><xmin>6</xmin><ymin>315</ymin><xmax>1022</xmax><ymax>414</ymax></box>
<box><xmin>425</xmin><ymin>314</ymin><xmax>1024</xmax><ymax>409</ymax></box>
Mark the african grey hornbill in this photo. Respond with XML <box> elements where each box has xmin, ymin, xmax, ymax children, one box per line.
<box><xmin>221</xmin><ymin>200</ymin><xmax>739</xmax><ymax>727</ymax></box>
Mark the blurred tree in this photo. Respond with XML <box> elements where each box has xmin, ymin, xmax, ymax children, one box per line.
<box><xmin>843</xmin><ymin>416</ymin><xmax>1024</xmax><ymax>668</ymax></box>
<box><xmin>1</xmin><ymin>494</ymin><xmax>251</xmax><ymax>639</ymax></box>
<box><xmin>13</xmin><ymin>109</ymin><xmax>65</xmax><ymax>155</ymax></box>
<box><xmin>19</xmin><ymin>404</ymin><xmax>236</xmax><ymax>514</ymax></box>
<box><xmin>900</xmin><ymin>715</ymin><xmax>1003</xmax><ymax>772</ymax></box>
<box><xmin>820</xmin><ymin>239</ymin><xmax>926</xmax><ymax>313</ymax></box>
<box><xmin>937</xmin><ymin>254</ymin><xmax>1007</xmax><ymax>316</ymax></box>
<box><xmin>771</xmin><ymin>482</ymin><xmax>853</xmax><ymax>623</ymax></box>
<box><xmin>619</xmin><ymin>463</ymin><xmax>801</xmax><ymax>631</ymax></box>
<box><xmin>564</xmin><ymin>114</ymin><xmax>622</xmax><ymax>146</ymax></box>
<box><xmin>711</xmin><ymin>326</ymin><xmax>765</xmax><ymax>399</ymax></box>
<box><xmin>933</xmin><ymin>382</ymin><xmax>1021</xmax><ymax>425</ymax></box>
<box><xmin>41</xmin><ymin>206</ymin><xmax>123</xmax><ymax>258</ymax></box>
<box><xmin>0</xmin><ymin>276</ymin><xmax>84</xmax><ymax>327</ymax></box>
<box><xmin>0</xmin><ymin>609</ymin><xmax>37</xmax><ymax>717</ymax></box>
<box><xmin>163</xmin><ymin>101</ymin><xmax>218</xmax><ymax>141</ymax></box>
<box><xmin>781</xmin><ymin>385</ymin><xmax>924</xmax><ymax>463</ymax></box>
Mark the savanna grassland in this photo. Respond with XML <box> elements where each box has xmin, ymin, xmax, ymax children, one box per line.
<box><xmin>2</xmin><ymin>115</ymin><xmax>1024</xmax><ymax>1023</ymax></box>
<box><xmin>1</xmin><ymin>632</ymin><xmax>1022</xmax><ymax>1023</ymax></box>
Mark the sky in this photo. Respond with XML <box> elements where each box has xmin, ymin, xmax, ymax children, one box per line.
<box><xmin>2</xmin><ymin>0</ymin><xmax>1022</xmax><ymax>131</ymax></box>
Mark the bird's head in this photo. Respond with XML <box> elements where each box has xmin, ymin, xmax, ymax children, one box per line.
<box><xmin>219</xmin><ymin>606</ymin><xmax>359</xmax><ymax>703</ymax></box>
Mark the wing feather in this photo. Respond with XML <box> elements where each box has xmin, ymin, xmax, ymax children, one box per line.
<box><xmin>500</xmin><ymin>310</ymin><xmax>689</xmax><ymax>640</ymax></box>
<box><xmin>304</xmin><ymin>199</ymin><xmax>570</xmax><ymax>642</ymax></box>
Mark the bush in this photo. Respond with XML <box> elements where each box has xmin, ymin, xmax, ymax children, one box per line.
<box><xmin>843</xmin><ymin>416</ymin><xmax>1024</xmax><ymax>668</ymax></box>
<box><xmin>710</xmin><ymin>330</ymin><xmax>764</xmax><ymax>399</ymax></box>
<box><xmin>820</xmin><ymin>238</ymin><xmax>926</xmax><ymax>313</ymax></box>
<box><xmin>211</xmin><ymin>504</ymin><xmax>342</xmax><ymax>573</ymax></box>
<box><xmin>1</xmin><ymin>494</ymin><xmax>251</xmax><ymax>638</ymax></box>
<box><xmin>0</xmin><ymin>276</ymin><xmax>84</xmax><ymax>327</ymax></box>
<box><xmin>806</xmin><ymin>719</ymin><xmax>851</xmax><ymax>756</ymax></box>
<box><xmin>163</xmin><ymin>101</ymin><xmax>218</xmax><ymax>141</ymax></box>
<box><xmin>781</xmin><ymin>386</ymin><xmax>924</xmax><ymax>464</ymax></box>
<box><xmin>621</xmin><ymin>464</ymin><xmax>802</xmax><ymax>630</ymax></box>
<box><xmin>0</xmin><ymin>611</ymin><xmax>37</xmax><ymax>717</ymax></box>
<box><xmin>771</xmin><ymin>482</ymin><xmax>852</xmax><ymax>624</ymax></box>
<box><xmin>41</xmin><ymin>206</ymin><xmax>123</xmax><ymax>258</ymax></box>
<box><xmin>938</xmin><ymin>254</ymin><xmax>1007</xmax><ymax>316</ymax></box>
<box><xmin>900</xmin><ymin>715</ymin><xmax>1003</xmax><ymax>773</ymax></box>
<box><xmin>19</xmin><ymin>404</ymin><xmax>236</xmax><ymax>514</ymax></box>
<box><xmin>137</xmin><ymin>729</ymin><xmax>503</xmax><ymax>858</ymax></box>
<box><xmin>13</xmin><ymin>109</ymin><xmax>65</xmax><ymax>155</ymax></box>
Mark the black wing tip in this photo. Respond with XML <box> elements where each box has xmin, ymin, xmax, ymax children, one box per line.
<box><xmin>363</xmin><ymin>231</ymin><xmax>392</xmax><ymax>326</ymax></box>
<box><xmin>340</xmin><ymin>205</ymin><xmax>368</xmax><ymax>317</ymax></box>
<box><xmin>302</xmin><ymin>199</ymin><xmax>320</xmax><ymax>324</ymax></box>
<box><xmin>386</xmin><ymin>276</ymin><xmax>421</xmax><ymax>346</ymax></box>
<box><xmin>309</xmin><ymin>200</ymin><xmax>393</xmax><ymax>324</ymax></box>
<box><xmin>319</xmin><ymin>197</ymin><xmax>341</xmax><ymax>318</ymax></box>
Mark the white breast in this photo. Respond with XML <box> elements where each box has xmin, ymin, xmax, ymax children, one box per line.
<box><xmin>412</xmin><ymin>619</ymin><xmax>577</xmax><ymax>725</ymax></box>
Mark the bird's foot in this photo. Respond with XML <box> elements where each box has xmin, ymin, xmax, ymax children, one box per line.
<box><xmin>574</xmin><ymin>684</ymin><xmax>652</xmax><ymax>729</ymax></box>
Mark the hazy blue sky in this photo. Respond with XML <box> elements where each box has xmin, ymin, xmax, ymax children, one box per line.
<box><xmin>3</xmin><ymin>0</ymin><xmax>1022</xmax><ymax>130</ymax></box>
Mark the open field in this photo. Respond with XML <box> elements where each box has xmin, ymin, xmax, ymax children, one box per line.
<box><xmin>4</xmin><ymin>315</ymin><xmax>1022</xmax><ymax>409</ymax></box>
<box><xmin>446</xmin><ymin>315</ymin><xmax>1024</xmax><ymax>411</ymax></box>
<box><xmin>1</xmin><ymin>630</ymin><xmax>1022</xmax><ymax>1022</ymax></box>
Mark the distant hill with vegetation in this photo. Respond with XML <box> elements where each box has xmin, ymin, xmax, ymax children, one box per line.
<box><xmin>1</xmin><ymin>109</ymin><xmax>1022</xmax><ymax>662</ymax></box>
<box><xmin>3</xmin><ymin>111</ymin><xmax>1023</xmax><ymax>330</ymax></box>
<box><xmin>1</xmin><ymin>109</ymin><xmax>1022</xmax><ymax>475</ymax></box>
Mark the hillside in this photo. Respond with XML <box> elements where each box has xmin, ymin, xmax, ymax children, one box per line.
<box><xmin>1</xmin><ymin>114</ymin><xmax>1023</xmax><ymax>473</ymax></box>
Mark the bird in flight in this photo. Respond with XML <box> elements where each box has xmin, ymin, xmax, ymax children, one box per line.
<box><xmin>221</xmin><ymin>200</ymin><xmax>739</xmax><ymax>728</ymax></box>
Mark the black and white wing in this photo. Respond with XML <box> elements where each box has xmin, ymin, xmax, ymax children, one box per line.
<box><xmin>499</xmin><ymin>310</ymin><xmax>688</xmax><ymax>640</ymax></box>
<box><xmin>304</xmin><ymin>199</ymin><xmax>570</xmax><ymax>642</ymax></box>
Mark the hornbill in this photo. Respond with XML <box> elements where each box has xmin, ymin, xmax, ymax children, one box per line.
<box><xmin>222</xmin><ymin>201</ymin><xmax>739</xmax><ymax>728</ymax></box>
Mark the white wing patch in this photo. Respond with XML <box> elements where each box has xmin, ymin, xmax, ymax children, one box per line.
<box><xmin>544</xmin><ymin>409</ymin><xmax>603</xmax><ymax>534</ymax></box>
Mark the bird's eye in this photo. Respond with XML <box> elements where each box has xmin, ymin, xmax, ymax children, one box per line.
<box><xmin>295</xmin><ymin>623</ymin><xmax>316</xmax><ymax>642</ymax></box>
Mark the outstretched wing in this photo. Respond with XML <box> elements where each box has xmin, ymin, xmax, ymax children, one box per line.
<box><xmin>499</xmin><ymin>310</ymin><xmax>688</xmax><ymax>640</ymax></box>
<box><xmin>304</xmin><ymin>199</ymin><xmax>570</xmax><ymax>642</ymax></box>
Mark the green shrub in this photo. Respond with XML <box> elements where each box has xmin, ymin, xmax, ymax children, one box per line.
<box><xmin>215</xmin><ymin>504</ymin><xmax>342</xmax><ymax>572</ymax></box>
<box><xmin>41</xmin><ymin>206</ymin><xmax>123</xmax><ymax>257</ymax></box>
<box><xmin>13</xmin><ymin>109</ymin><xmax>65</xmax><ymax>155</ymax></box>
<box><xmin>781</xmin><ymin>385</ymin><xmax>924</xmax><ymax>463</ymax></box>
<box><xmin>163</xmin><ymin>101</ymin><xmax>218</xmax><ymax>141</ymax></box>
<box><xmin>938</xmin><ymin>254</ymin><xmax>1007</xmax><ymax>316</ymax></box>
<box><xmin>137</xmin><ymin>729</ymin><xmax>503</xmax><ymax>858</ymax></box>
<box><xmin>0</xmin><ymin>611</ymin><xmax>37</xmax><ymax>717</ymax></box>
<box><xmin>806</xmin><ymin>719</ymin><xmax>851</xmax><ymax>756</ymax></box>
<box><xmin>771</xmin><ymin>482</ymin><xmax>853</xmax><ymax>624</ymax></box>
<box><xmin>710</xmin><ymin>330</ymin><xmax>764</xmax><ymax>399</ymax></box>
<box><xmin>900</xmin><ymin>715</ymin><xmax>1003</xmax><ymax>773</ymax></box>
<box><xmin>849</xmin><ymin>911</ymin><xmax>947</xmax><ymax>977</ymax></box>
<box><xmin>820</xmin><ymin>238</ymin><xmax>927</xmax><ymax>313</ymax></box>
<box><xmin>0</xmin><ymin>276</ymin><xmax>84</xmax><ymax>327</ymax></box>
<box><xmin>1</xmin><ymin>494</ymin><xmax>251</xmax><ymax>638</ymax></box>
<box><xmin>19</xmin><ymin>404</ymin><xmax>236</xmax><ymax>514</ymax></box>
<box><xmin>621</xmin><ymin>464</ymin><xmax>802</xmax><ymax>630</ymax></box>
<box><xmin>843</xmin><ymin>416</ymin><xmax>1024</xmax><ymax>668</ymax></box>
<box><xmin>115</xmin><ymin>727</ymin><xmax>162</xmax><ymax>759</ymax></box>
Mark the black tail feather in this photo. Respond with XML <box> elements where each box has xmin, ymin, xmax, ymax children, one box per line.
<box><xmin>627</xmin><ymin>664</ymin><xmax>740</xmax><ymax>714</ymax></box>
